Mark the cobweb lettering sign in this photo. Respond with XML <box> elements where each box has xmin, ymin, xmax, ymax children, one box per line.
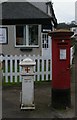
<box><xmin>0</xmin><ymin>27</ymin><xmax>7</xmax><ymax>44</ymax></box>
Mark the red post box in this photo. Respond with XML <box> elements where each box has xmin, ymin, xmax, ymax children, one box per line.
<box><xmin>49</xmin><ymin>29</ymin><xmax>74</xmax><ymax>109</ymax></box>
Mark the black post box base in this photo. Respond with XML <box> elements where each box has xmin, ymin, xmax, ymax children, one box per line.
<box><xmin>51</xmin><ymin>88</ymin><xmax>71</xmax><ymax>109</ymax></box>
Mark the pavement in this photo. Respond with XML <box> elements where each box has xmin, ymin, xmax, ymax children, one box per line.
<box><xmin>2</xmin><ymin>82</ymin><xmax>75</xmax><ymax>119</ymax></box>
<box><xmin>0</xmin><ymin>69</ymin><xmax>2</xmax><ymax>120</ymax></box>
<box><xmin>0</xmin><ymin>87</ymin><xmax>2</xmax><ymax>120</ymax></box>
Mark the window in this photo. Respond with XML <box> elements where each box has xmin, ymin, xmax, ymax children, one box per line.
<box><xmin>29</xmin><ymin>25</ymin><xmax>38</xmax><ymax>45</ymax></box>
<box><xmin>73</xmin><ymin>28</ymin><xmax>76</xmax><ymax>32</ymax></box>
<box><xmin>15</xmin><ymin>25</ymin><xmax>39</xmax><ymax>47</ymax></box>
<box><xmin>42</xmin><ymin>33</ymin><xmax>49</xmax><ymax>48</ymax></box>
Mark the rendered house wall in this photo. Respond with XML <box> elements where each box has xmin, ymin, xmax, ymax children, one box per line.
<box><xmin>2</xmin><ymin>25</ymin><xmax>42</xmax><ymax>56</ymax></box>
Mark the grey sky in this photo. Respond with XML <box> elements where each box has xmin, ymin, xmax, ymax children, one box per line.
<box><xmin>52</xmin><ymin>0</ymin><xmax>77</xmax><ymax>23</ymax></box>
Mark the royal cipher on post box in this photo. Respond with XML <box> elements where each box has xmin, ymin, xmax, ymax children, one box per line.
<box><xmin>49</xmin><ymin>29</ymin><xmax>74</xmax><ymax>109</ymax></box>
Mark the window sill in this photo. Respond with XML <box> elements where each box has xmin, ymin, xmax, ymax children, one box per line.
<box><xmin>20</xmin><ymin>47</ymin><xmax>32</xmax><ymax>51</ymax></box>
<box><xmin>15</xmin><ymin>45</ymin><xmax>39</xmax><ymax>48</ymax></box>
<box><xmin>15</xmin><ymin>45</ymin><xmax>39</xmax><ymax>51</ymax></box>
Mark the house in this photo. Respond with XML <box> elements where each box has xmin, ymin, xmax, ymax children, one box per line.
<box><xmin>0</xmin><ymin>0</ymin><xmax>57</xmax><ymax>57</ymax></box>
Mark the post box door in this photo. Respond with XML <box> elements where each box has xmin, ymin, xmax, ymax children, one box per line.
<box><xmin>53</xmin><ymin>43</ymin><xmax>70</xmax><ymax>89</ymax></box>
<box><xmin>58</xmin><ymin>44</ymin><xmax>70</xmax><ymax>89</ymax></box>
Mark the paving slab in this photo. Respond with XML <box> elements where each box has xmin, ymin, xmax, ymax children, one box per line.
<box><xmin>0</xmin><ymin>69</ymin><xmax>2</xmax><ymax>120</ymax></box>
<box><xmin>2</xmin><ymin>79</ymin><xmax>75</xmax><ymax>119</ymax></box>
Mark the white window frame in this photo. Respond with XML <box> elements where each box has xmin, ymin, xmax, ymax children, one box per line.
<box><xmin>15</xmin><ymin>25</ymin><xmax>40</xmax><ymax>48</ymax></box>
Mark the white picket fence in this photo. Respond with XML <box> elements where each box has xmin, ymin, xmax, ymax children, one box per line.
<box><xmin>0</xmin><ymin>55</ymin><xmax>52</xmax><ymax>83</ymax></box>
<box><xmin>0</xmin><ymin>46</ymin><xmax>74</xmax><ymax>83</ymax></box>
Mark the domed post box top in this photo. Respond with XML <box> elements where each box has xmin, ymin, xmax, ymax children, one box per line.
<box><xmin>48</xmin><ymin>29</ymin><xmax>74</xmax><ymax>38</ymax></box>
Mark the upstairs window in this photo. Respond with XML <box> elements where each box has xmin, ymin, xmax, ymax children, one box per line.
<box><xmin>15</xmin><ymin>25</ymin><xmax>39</xmax><ymax>47</ymax></box>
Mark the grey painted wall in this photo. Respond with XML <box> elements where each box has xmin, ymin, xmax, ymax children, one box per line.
<box><xmin>0</xmin><ymin>45</ymin><xmax>2</xmax><ymax>55</ymax></box>
<box><xmin>2</xmin><ymin>25</ymin><xmax>42</xmax><ymax>56</ymax></box>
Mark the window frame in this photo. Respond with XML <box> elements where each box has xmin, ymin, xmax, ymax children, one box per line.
<box><xmin>15</xmin><ymin>24</ymin><xmax>40</xmax><ymax>48</ymax></box>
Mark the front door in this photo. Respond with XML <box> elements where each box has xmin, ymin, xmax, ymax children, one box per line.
<box><xmin>41</xmin><ymin>33</ymin><xmax>51</xmax><ymax>58</ymax></box>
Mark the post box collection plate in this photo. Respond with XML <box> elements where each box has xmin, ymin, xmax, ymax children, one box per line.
<box><xmin>60</xmin><ymin>49</ymin><xmax>66</xmax><ymax>60</ymax></box>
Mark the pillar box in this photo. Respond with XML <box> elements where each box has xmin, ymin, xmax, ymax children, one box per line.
<box><xmin>19</xmin><ymin>58</ymin><xmax>36</xmax><ymax>110</ymax></box>
<box><xmin>49</xmin><ymin>29</ymin><xmax>74</xmax><ymax>109</ymax></box>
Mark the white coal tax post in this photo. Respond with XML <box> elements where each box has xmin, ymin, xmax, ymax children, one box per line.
<box><xmin>19</xmin><ymin>58</ymin><xmax>36</xmax><ymax>110</ymax></box>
